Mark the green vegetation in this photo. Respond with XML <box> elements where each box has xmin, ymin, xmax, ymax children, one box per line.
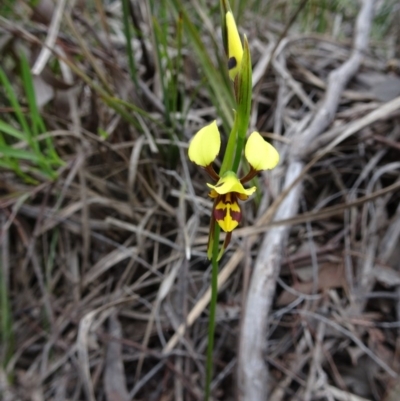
<box><xmin>0</xmin><ymin>55</ymin><xmax>63</xmax><ymax>184</ymax></box>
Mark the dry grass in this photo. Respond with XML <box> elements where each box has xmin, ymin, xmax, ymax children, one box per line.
<box><xmin>1</xmin><ymin>1</ymin><xmax>400</xmax><ymax>400</ymax></box>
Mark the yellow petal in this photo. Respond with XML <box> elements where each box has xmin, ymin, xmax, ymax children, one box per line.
<box><xmin>245</xmin><ymin>131</ymin><xmax>279</xmax><ymax>171</ymax></box>
<box><xmin>188</xmin><ymin>121</ymin><xmax>221</xmax><ymax>167</ymax></box>
<box><xmin>207</xmin><ymin>171</ymin><xmax>255</xmax><ymax>197</ymax></box>
<box><xmin>226</xmin><ymin>11</ymin><xmax>243</xmax><ymax>80</ymax></box>
<box><xmin>214</xmin><ymin>195</ymin><xmax>241</xmax><ymax>232</ymax></box>
<box><xmin>208</xmin><ymin>189</ymin><xmax>219</xmax><ymax>199</ymax></box>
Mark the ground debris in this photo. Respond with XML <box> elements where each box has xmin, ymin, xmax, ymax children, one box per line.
<box><xmin>1</xmin><ymin>1</ymin><xmax>400</xmax><ymax>400</ymax></box>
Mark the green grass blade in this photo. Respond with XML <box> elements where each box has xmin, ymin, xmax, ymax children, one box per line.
<box><xmin>121</xmin><ymin>0</ymin><xmax>139</xmax><ymax>88</ymax></box>
<box><xmin>167</xmin><ymin>0</ymin><xmax>234</xmax><ymax>130</ymax></box>
<box><xmin>151</xmin><ymin>15</ymin><xmax>172</xmax><ymax>125</ymax></box>
<box><xmin>0</xmin><ymin>120</ymin><xmax>27</xmax><ymax>141</ymax></box>
<box><xmin>0</xmin><ymin>145</ymin><xmax>43</xmax><ymax>162</ymax></box>
<box><xmin>19</xmin><ymin>53</ymin><xmax>62</xmax><ymax>164</ymax></box>
<box><xmin>173</xmin><ymin>13</ymin><xmax>184</xmax><ymax>128</ymax></box>
<box><xmin>0</xmin><ymin>60</ymin><xmax>62</xmax><ymax>182</ymax></box>
<box><xmin>20</xmin><ymin>54</ymin><xmax>40</xmax><ymax>138</ymax></box>
<box><xmin>0</xmin><ymin>67</ymin><xmax>32</xmax><ymax>141</ymax></box>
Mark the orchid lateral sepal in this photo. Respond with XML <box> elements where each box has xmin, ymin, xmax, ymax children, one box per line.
<box><xmin>207</xmin><ymin>211</ymin><xmax>217</xmax><ymax>260</ymax></box>
<box><xmin>218</xmin><ymin>231</ymin><xmax>232</xmax><ymax>261</ymax></box>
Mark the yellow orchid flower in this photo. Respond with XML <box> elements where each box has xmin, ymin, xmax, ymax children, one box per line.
<box><xmin>226</xmin><ymin>11</ymin><xmax>243</xmax><ymax>81</ymax></box>
<box><xmin>245</xmin><ymin>131</ymin><xmax>280</xmax><ymax>170</ymax></box>
<box><xmin>188</xmin><ymin>121</ymin><xmax>279</xmax><ymax>256</ymax></box>
<box><xmin>188</xmin><ymin>121</ymin><xmax>221</xmax><ymax>168</ymax></box>
<box><xmin>207</xmin><ymin>171</ymin><xmax>255</xmax><ymax>232</ymax></box>
<box><xmin>207</xmin><ymin>171</ymin><xmax>256</xmax><ymax>198</ymax></box>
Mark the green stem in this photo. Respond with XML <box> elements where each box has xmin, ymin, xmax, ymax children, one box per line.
<box><xmin>204</xmin><ymin>223</ymin><xmax>220</xmax><ymax>401</ymax></box>
<box><xmin>231</xmin><ymin>133</ymin><xmax>245</xmax><ymax>172</ymax></box>
<box><xmin>204</xmin><ymin>3</ymin><xmax>253</xmax><ymax>399</ymax></box>
<box><xmin>219</xmin><ymin>112</ymin><xmax>239</xmax><ymax>175</ymax></box>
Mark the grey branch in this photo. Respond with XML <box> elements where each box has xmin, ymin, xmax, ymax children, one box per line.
<box><xmin>238</xmin><ymin>1</ymin><xmax>376</xmax><ymax>400</ymax></box>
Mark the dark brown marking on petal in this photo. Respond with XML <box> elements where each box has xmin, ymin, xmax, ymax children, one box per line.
<box><xmin>214</xmin><ymin>207</ymin><xmax>227</xmax><ymax>221</ymax></box>
<box><xmin>228</xmin><ymin>57</ymin><xmax>237</xmax><ymax>70</ymax></box>
<box><xmin>230</xmin><ymin>209</ymin><xmax>242</xmax><ymax>223</ymax></box>
<box><xmin>224</xmin><ymin>193</ymin><xmax>232</xmax><ymax>203</ymax></box>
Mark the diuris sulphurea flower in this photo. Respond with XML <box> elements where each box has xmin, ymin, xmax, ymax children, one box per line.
<box><xmin>225</xmin><ymin>11</ymin><xmax>243</xmax><ymax>81</ymax></box>
<box><xmin>188</xmin><ymin>120</ymin><xmax>279</xmax><ymax>259</ymax></box>
<box><xmin>200</xmin><ymin>4</ymin><xmax>281</xmax><ymax>398</ymax></box>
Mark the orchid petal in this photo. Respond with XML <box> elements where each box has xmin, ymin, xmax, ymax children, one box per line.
<box><xmin>226</xmin><ymin>11</ymin><xmax>243</xmax><ymax>80</ymax></box>
<box><xmin>245</xmin><ymin>131</ymin><xmax>279</xmax><ymax>171</ymax></box>
<box><xmin>188</xmin><ymin>121</ymin><xmax>221</xmax><ymax>167</ymax></box>
<box><xmin>207</xmin><ymin>171</ymin><xmax>255</xmax><ymax>197</ymax></box>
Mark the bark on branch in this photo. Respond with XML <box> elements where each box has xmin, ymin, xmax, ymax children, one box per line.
<box><xmin>238</xmin><ymin>2</ymin><xmax>375</xmax><ymax>400</ymax></box>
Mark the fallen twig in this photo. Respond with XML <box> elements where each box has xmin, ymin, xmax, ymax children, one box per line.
<box><xmin>238</xmin><ymin>1</ymin><xmax>376</xmax><ymax>400</ymax></box>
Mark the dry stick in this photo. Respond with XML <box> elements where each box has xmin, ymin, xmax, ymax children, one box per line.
<box><xmin>104</xmin><ymin>314</ymin><xmax>130</xmax><ymax>401</ymax></box>
<box><xmin>59</xmin><ymin>46</ymin><xmax>91</xmax><ymax>277</ymax></box>
<box><xmin>304</xmin><ymin>318</ymin><xmax>326</xmax><ymax>401</ymax></box>
<box><xmin>298</xmin><ymin>310</ymin><xmax>396</xmax><ymax>378</ymax></box>
<box><xmin>162</xmin><ymin>249</ymin><xmax>245</xmax><ymax>353</ymax></box>
<box><xmin>77</xmin><ymin>297</ymin><xmax>138</xmax><ymax>401</ymax></box>
<box><xmin>31</xmin><ymin>0</ymin><xmax>67</xmax><ymax>75</ymax></box>
<box><xmin>238</xmin><ymin>1</ymin><xmax>376</xmax><ymax>401</ymax></box>
<box><xmin>162</xmin><ymin>96</ymin><xmax>400</xmax><ymax>354</ymax></box>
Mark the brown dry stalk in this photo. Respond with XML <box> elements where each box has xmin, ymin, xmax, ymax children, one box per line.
<box><xmin>238</xmin><ymin>1</ymin><xmax>376</xmax><ymax>400</ymax></box>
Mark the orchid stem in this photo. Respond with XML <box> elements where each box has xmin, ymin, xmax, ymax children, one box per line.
<box><xmin>232</xmin><ymin>134</ymin><xmax>245</xmax><ymax>172</ymax></box>
<box><xmin>219</xmin><ymin>112</ymin><xmax>239</xmax><ymax>175</ymax></box>
<box><xmin>204</xmin><ymin>2</ymin><xmax>250</xmax><ymax>399</ymax></box>
<box><xmin>204</xmin><ymin>223</ymin><xmax>220</xmax><ymax>401</ymax></box>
